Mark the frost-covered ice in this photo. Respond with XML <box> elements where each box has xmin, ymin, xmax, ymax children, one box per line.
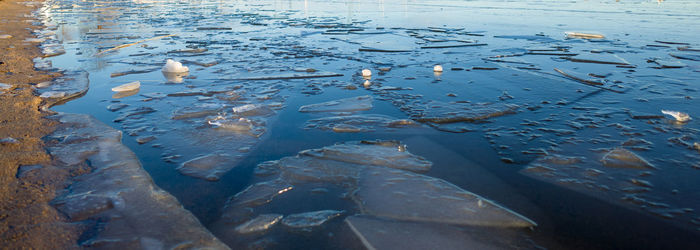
<box><xmin>162</xmin><ymin>59</ymin><xmax>189</xmax><ymax>73</ymax></box>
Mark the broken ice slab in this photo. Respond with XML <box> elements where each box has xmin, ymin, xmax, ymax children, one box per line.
<box><xmin>181</xmin><ymin>59</ymin><xmax>219</xmax><ymax>67</ymax></box>
<box><xmin>37</xmin><ymin>71</ymin><xmax>89</xmax><ymax>109</ymax></box>
<box><xmin>248</xmin><ymin>141</ymin><xmax>530</xmax><ymax>226</ymax></box>
<box><xmin>414</xmin><ymin>101</ymin><xmax>519</xmax><ymax>124</ymax></box>
<box><xmin>177</xmin><ymin>153</ymin><xmax>234</xmax><ymax>181</ymax></box>
<box><xmin>111</xmin><ymin>81</ymin><xmax>140</xmax><ymax>92</ymax></box>
<box><xmin>354</xmin><ymin>166</ymin><xmax>536</xmax><ymax>227</ymax></box>
<box><xmin>230</xmin><ymin>178</ymin><xmax>293</xmax><ymax>207</ymax></box>
<box><xmin>298</xmin><ymin>95</ymin><xmax>373</xmax><ymax>113</ymax></box>
<box><xmin>112</xmin><ymin>89</ymin><xmax>139</xmax><ymax>99</ymax></box>
<box><xmin>669</xmin><ymin>53</ymin><xmax>700</xmax><ymax>62</ymax></box>
<box><xmin>601</xmin><ymin>148</ymin><xmax>655</xmax><ymax>169</ymax></box>
<box><xmin>41</xmin><ymin>44</ymin><xmax>66</xmax><ymax>58</ymax></box>
<box><xmin>345</xmin><ymin>216</ymin><xmax>533</xmax><ymax>250</ymax></box>
<box><xmin>235</xmin><ymin>214</ymin><xmax>283</xmax><ymax>234</ymax></box>
<box><xmin>231</xmin><ymin>71</ymin><xmax>343</xmax><ymax>81</ymax></box>
<box><xmin>171</xmin><ymin>108</ymin><xmax>221</xmax><ymax>120</ymax></box>
<box><xmin>420</xmin><ymin>42</ymin><xmax>487</xmax><ymax>49</ymax></box>
<box><xmin>47</xmin><ymin>114</ymin><xmax>228</xmax><ymax>249</ymax></box>
<box><xmin>493</xmin><ymin>35</ymin><xmax>559</xmax><ymax>43</ymax></box>
<box><xmin>231</xmin><ymin>104</ymin><xmax>274</xmax><ymax>116</ymax></box>
<box><xmin>650</xmin><ymin>59</ymin><xmax>685</xmax><ymax>68</ymax></box>
<box><xmin>305</xmin><ymin>114</ymin><xmax>418</xmax><ymax>133</ymax></box>
<box><xmin>359</xmin><ymin>47</ymin><xmax>412</xmax><ymax>53</ymax></box>
<box><xmin>553</xmin><ymin>68</ymin><xmax>604</xmax><ymax>86</ymax></box>
<box><xmin>564</xmin><ymin>54</ymin><xmax>630</xmax><ymax>65</ymax></box>
<box><xmin>299</xmin><ymin>140</ymin><xmax>432</xmax><ymax>172</ymax></box>
<box><xmin>110</xmin><ymin>67</ymin><xmax>160</xmax><ymax>78</ymax></box>
<box><xmin>281</xmin><ymin>210</ymin><xmax>344</xmax><ymax>229</ymax></box>
<box><xmin>565</xmin><ymin>32</ymin><xmax>605</xmax><ymax>39</ymax></box>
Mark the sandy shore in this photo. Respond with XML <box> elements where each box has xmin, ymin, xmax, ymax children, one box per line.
<box><xmin>0</xmin><ymin>0</ymin><xmax>80</xmax><ymax>248</ymax></box>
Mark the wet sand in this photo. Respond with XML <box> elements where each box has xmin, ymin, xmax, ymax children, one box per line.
<box><xmin>0</xmin><ymin>0</ymin><xmax>79</xmax><ymax>248</ymax></box>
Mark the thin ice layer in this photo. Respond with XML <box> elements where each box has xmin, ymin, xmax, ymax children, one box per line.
<box><xmin>414</xmin><ymin>101</ymin><xmax>519</xmax><ymax>124</ymax></box>
<box><xmin>281</xmin><ymin>210</ymin><xmax>345</xmax><ymax>229</ymax></box>
<box><xmin>601</xmin><ymin>148</ymin><xmax>655</xmax><ymax>169</ymax></box>
<box><xmin>298</xmin><ymin>95</ymin><xmax>373</xmax><ymax>113</ymax></box>
<box><xmin>354</xmin><ymin>166</ymin><xmax>536</xmax><ymax>228</ymax></box>
<box><xmin>37</xmin><ymin>71</ymin><xmax>89</xmax><ymax>109</ymax></box>
<box><xmin>299</xmin><ymin>141</ymin><xmax>432</xmax><ymax>172</ymax></box>
<box><xmin>345</xmin><ymin>216</ymin><xmax>530</xmax><ymax>250</ymax></box>
<box><xmin>235</xmin><ymin>214</ymin><xmax>283</xmax><ymax>234</ymax></box>
<box><xmin>305</xmin><ymin>114</ymin><xmax>418</xmax><ymax>133</ymax></box>
<box><xmin>177</xmin><ymin>153</ymin><xmax>234</xmax><ymax>181</ymax></box>
<box><xmin>47</xmin><ymin>113</ymin><xmax>228</xmax><ymax>249</ymax></box>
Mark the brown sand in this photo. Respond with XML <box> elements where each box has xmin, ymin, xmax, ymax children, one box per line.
<box><xmin>0</xmin><ymin>0</ymin><xmax>80</xmax><ymax>248</ymax></box>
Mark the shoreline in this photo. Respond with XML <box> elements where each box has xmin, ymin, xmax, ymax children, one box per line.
<box><xmin>1</xmin><ymin>1</ymin><xmax>230</xmax><ymax>248</ymax></box>
<box><xmin>0</xmin><ymin>0</ymin><xmax>78</xmax><ymax>248</ymax></box>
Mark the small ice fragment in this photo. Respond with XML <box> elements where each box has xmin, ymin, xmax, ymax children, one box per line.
<box><xmin>36</xmin><ymin>81</ymin><xmax>51</xmax><ymax>88</ymax></box>
<box><xmin>0</xmin><ymin>83</ymin><xmax>11</xmax><ymax>91</ymax></box>
<box><xmin>661</xmin><ymin>110</ymin><xmax>691</xmax><ymax>122</ymax></box>
<box><xmin>235</xmin><ymin>214</ymin><xmax>283</xmax><ymax>234</ymax></box>
<box><xmin>361</xmin><ymin>69</ymin><xmax>372</xmax><ymax>78</ymax></box>
<box><xmin>433</xmin><ymin>65</ymin><xmax>443</xmax><ymax>72</ymax></box>
<box><xmin>111</xmin><ymin>81</ymin><xmax>140</xmax><ymax>92</ymax></box>
<box><xmin>694</xmin><ymin>142</ymin><xmax>699</xmax><ymax>152</ymax></box>
<box><xmin>162</xmin><ymin>59</ymin><xmax>189</xmax><ymax>73</ymax></box>
<box><xmin>298</xmin><ymin>96</ymin><xmax>373</xmax><ymax>113</ymax></box>
<box><xmin>565</xmin><ymin>32</ymin><xmax>605</xmax><ymax>39</ymax></box>
<box><xmin>208</xmin><ymin>118</ymin><xmax>253</xmax><ymax>132</ymax></box>
<box><xmin>39</xmin><ymin>91</ymin><xmax>66</xmax><ymax>98</ymax></box>
<box><xmin>363</xmin><ymin>80</ymin><xmax>371</xmax><ymax>87</ymax></box>
<box><xmin>0</xmin><ymin>137</ymin><xmax>19</xmax><ymax>145</ymax></box>
<box><xmin>601</xmin><ymin>148</ymin><xmax>655</xmax><ymax>169</ymax></box>
<box><xmin>281</xmin><ymin>210</ymin><xmax>344</xmax><ymax>229</ymax></box>
<box><xmin>232</xmin><ymin>104</ymin><xmax>259</xmax><ymax>114</ymax></box>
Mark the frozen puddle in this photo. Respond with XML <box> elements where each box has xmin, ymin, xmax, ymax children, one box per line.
<box><xmin>211</xmin><ymin>140</ymin><xmax>536</xmax><ymax>248</ymax></box>
<box><xmin>45</xmin><ymin>113</ymin><xmax>227</xmax><ymax>249</ymax></box>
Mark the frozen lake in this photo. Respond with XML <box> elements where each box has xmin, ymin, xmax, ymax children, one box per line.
<box><xmin>34</xmin><ymin>0</ymin><xmax>700</xmax><ymax>248</ymax></box>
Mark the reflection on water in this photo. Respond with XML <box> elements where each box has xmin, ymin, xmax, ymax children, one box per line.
<box><xmin>40</xmin><ymin>0</ymin><xmax>700</xmax><ymax>249</ymax></box>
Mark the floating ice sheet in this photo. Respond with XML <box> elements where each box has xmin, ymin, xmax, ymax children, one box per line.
<box><xmin>298</xmin><ymin>95</ymin><xmax>373</xmax><ymax>113</ymax></box>
<box><xmin>281</xmin><ymin>210</ymin><xmax>345</xmax><ymax>229</ymax></box>
<box><xmin>345</xmin><ymin>216</ymin><xmax>534</xmax><ymax>250</ymax></box>
<box><xmin>299</xmin><ymin>140</ymin><xmax>432</xmax><ymax>172</ymax></box>
<box><xmin>177</xmin><ymin>153</ymin><xmax>234</xmax><ymax>181</ymax></box>
<box><xmin>305</xmin><ymin>114</ymin><xmax>418</xmax><ymax>133</ymax></box>
<box><xmin>354</xmin><ymin>166</ymin><xmax>536</xmax><ymax>227</ymax></box>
